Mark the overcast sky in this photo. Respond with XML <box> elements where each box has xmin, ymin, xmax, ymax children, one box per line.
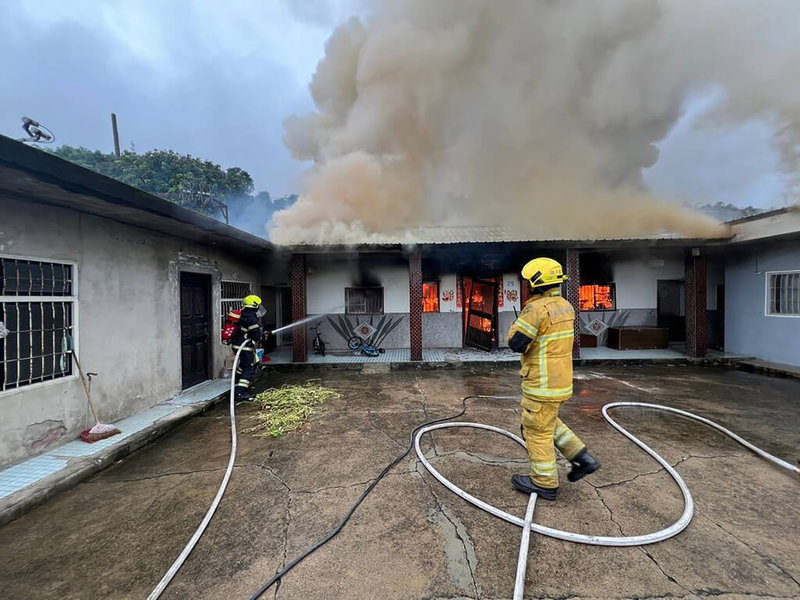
<box><xmin>0</xmin><ymin>0</ymin><xmax>789</xmax><ymax>207</ymax></box>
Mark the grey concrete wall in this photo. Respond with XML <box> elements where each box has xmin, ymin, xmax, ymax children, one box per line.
<box><xmin>422</xmin><ymin>312</ymin><xmax>461</xmax><ymax>347</ymax></box>
<box><xmin>0</xmin><ymin>197</ymin><xmax>262</xmax><ymax>465</ymax></box>
<box><xmin>305</xmin><ymin>313</ymin><xmax>410</xmax><ymax>351</ymax></box>
<box><xmin>421</xmin><ymin>311</ymin><xmax>516</xmax><ymax>349</ymax></box>
<box><xmin>725</xmin><ymin>240</ymin><xmax>800</xmax><ymax>366</ymax></box>
<box><xmin>498</xmin><ymin>311</ymin><xmax>516</xmax><ymax>348</ymax></box>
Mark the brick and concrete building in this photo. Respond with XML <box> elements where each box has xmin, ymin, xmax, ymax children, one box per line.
<box><xmin>1</xmin><ymin>134</ymin><xmax>798</xmax><ymax>466</ymax></box>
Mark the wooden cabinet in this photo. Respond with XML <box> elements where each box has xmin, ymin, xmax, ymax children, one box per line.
<box><xmin>607</xmin><ymin>327</ymin><xmax>669</xmax><ymax>350</ymax></box>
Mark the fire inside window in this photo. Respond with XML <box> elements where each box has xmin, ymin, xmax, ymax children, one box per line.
<box><xmin>579</xmin><ymin>284</ymin><xmax>615</xmax><ymax>311</ymax></box>
<box><xmin>422</xmin><ymin>282</ymin><xmax>439</xmax><ymax>313</ymax></box>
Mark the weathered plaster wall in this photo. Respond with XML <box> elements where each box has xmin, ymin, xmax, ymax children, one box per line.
<box><xmin>303</xmin><ymin>254</ymin><xmax>411</xmax><ymax>350</ymax></box>
<box><xmin>725</xmin><ymin>240</ymin><xmax>800</xmax><ymax>366</ymax></box>
<box><xmin>0</xmin><ymin>198</ymin><xmax>262</xmax><ymax>465</ymax></box>
<box><xmin>306</xmin><ymin>255</ymin><xmax>409</xmax><ymax>314</ymax></box>
<box><xmin>612</xmin><ymin>254</ymin><xmax>684</xmax><ymax>310</ymax></box>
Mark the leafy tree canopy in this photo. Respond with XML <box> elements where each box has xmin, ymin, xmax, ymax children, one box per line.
<box><xmin>48</xmin><ymin>145</ymin><xmax>254</xmax><ymax>214</ymax></box>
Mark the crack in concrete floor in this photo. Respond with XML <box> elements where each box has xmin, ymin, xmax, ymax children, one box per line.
<box><xmin>5</xmin><ymin>366</ymin><xmax>797</xmax><ymax>600</ymax></box>
<box><xmin>249</xmin><ymin>444</ymin><xmax>797</xmax><ymax>600</ymax></box>
<box><xmin>702</xmin><ymin>515</ymin><xmax>800</xmax><ymax>591</ymax></box>
<box><xmin>589</xmin><ymin>482</ymin><xmax>692</xmax><ymax>596</ymax></box>
<box><xmin>416</xmin><ymin>460</ymin><xmax>482</xmax><ymax>599</ymax></box>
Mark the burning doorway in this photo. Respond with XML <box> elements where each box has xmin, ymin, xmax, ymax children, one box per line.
<box><xmin>462</xmin><ymin>276</ymin><xmax>499</xmax><ymax>351</ymax></box>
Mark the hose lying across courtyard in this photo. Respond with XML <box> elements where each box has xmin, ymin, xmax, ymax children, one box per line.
<box><xmin>147</xmin><ymin>340</ymin><xmax>251</xmax><ymax>600</ymax></box>
<box><xmin>147</xmin><ymin>352</ymin><xmax>799</xmax><ymax>599</ymax></box>
<box><xmin>414</xmin><ymin>402</ymin><xmax>798</xmax><ymax>548</ymax></box>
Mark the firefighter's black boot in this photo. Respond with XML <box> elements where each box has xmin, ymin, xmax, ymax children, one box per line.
<box><xmin>511</xmin><ymin>475</ymin><xmax>558</xmax><ymax>501</ymax></box>
<box><xmin>235</xmin><ymin>388</ymin><xmax>255</xmax><ymax>401</ymax></box>
<box><xmin>567</xmin><ymin>449</ymin><xmax>600</xmax><ymax>482</ymax></box>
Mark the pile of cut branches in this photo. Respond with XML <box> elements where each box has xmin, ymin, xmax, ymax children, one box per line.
<box><xmin>242</xmin><ymin>383</ymin><xmax>339</xmax><ymax>438</ymax></box>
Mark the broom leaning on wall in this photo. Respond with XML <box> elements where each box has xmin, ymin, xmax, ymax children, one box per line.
<box><xmin>62</xmin><ymin>335</ymin><xmax>121</xmax><ymax>443</ymax></box>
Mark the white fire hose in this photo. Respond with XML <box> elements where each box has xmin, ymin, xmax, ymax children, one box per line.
<box><xmin>145</xmin><ymin>368</ymin><xmax>798</xmax><ymax>599</ymax></box>
<box><xmin>414</xmin><ymin>400</ymin><xmax>799</xmax><ymax>598</ymax></box>
<box><xmin>147</xmin><ymin>340</ymin><xmax>251</xmax><ymax>600</ymax></box>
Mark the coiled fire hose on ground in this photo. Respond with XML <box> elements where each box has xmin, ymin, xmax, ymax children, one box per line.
<box><xmin>148</xmin><ymin>377</ymin><xmax>798</xmax><ymax>599</ymax></box>
<box><xmin>413</xmin><ymin>402</ymin><xmax>799</xmax><ymax>598</ymax></box>
<box><xmin>414</xmin><ymin>401</ymin><xmax>797</xmax><ymax>546</ymax></box>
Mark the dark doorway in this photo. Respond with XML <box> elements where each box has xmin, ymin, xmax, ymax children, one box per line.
<box><xmin>277</xmin><ymin>286</ymin><xmax>293</xmax><ymax>346</ymax></box>
<box><xmin>261</xmin><ymin>286</ymin><xmax>277</xmax><ymax>352</ymax></box>
<box><xmin>463</xmin><ymin>276</ymin><xmax>498</xmax><ymax>351</ymax></box>
<box><xmin>180</xmin><ymin>272</ymin><xmax>211</xmax><ymax>389</ymax></box>
<box><xmin>657</xmin><ymin>279</ymin><xmax>685</xmax><ymax>342</ymax></box>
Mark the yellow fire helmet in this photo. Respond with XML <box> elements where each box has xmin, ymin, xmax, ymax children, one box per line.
<box><xmin>521</xmin><ymin>257</ymin><xmax>567</xmax><ymax>288</ymax></box>
<box><xmin>243</xmin><ymin>294</ymin><xmax>262</xmax><ymax>308</ymax></box>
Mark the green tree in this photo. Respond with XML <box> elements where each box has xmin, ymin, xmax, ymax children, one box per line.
<box><xmin>48</xmin><ymin>146</ymin><xmax>254</xmax><ymax>215</ymax></box>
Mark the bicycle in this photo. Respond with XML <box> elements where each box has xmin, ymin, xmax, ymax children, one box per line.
<box><xmin>347</xmin><ymin>335</ymin><xmax>380</xmax><ymax>357</ymax></box>
<box><xmin>311</xmin><ymin>325</ymin><xmax>326</xmax><ymax>356</ymax></box>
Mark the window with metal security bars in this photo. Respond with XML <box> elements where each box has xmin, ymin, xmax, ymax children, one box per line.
<box><xmin>766</xmin><ymin>271</ymin><xmax>800</xmax><ymax>316</ymax></box>
<box><xmin>0</xmin><ymin>257</ymin><xmax>76</xmax><ymax>391</ymax></box>
<box><xmin>221</xmin><ymin>280</ymin><xmax>252</xmax><ymax>328</ymax></box>
<box><xmin>345</xmin><ymin>287</ymin><xmax>384</xmax><ymax>315</ymax></box>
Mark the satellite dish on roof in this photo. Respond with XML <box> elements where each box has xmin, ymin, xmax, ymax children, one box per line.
<box><xmin>18</xmin><ymin>116</ymin><xmax>55</xmax><ymax>144</ymax></box>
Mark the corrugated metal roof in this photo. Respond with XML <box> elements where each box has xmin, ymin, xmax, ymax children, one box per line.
<box><xmin>284</xmin><ymin>224</ymin><xmax>698</xmax><ymax>247</ymax></box>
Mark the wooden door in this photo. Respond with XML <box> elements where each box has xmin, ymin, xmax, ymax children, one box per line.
<box><xmin>180</xmin><ymin>273</ymin><xmax>211</xmax><ymax>389</ymax></box>
<box><xmin>657</xmin><ymin>279</ymin><xmax>685</xmax><ymax>342</ymax></box>
<box><xmin>464</xmin><ymin>277</ymin><xmax>498</xmax><ymax>352</ymax></box>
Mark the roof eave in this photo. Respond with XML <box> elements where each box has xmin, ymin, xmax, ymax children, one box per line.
<box><xmin>0</xmin><ymin>135</ymin><xmax>274</xmax><ymax>256</ymax></box>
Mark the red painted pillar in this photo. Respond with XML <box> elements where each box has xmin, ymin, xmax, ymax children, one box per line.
<box><xmin>685</xmin><ymin>250</ymin><xmax>707</xmax><ymax>358</ymax></box>
<box><xmin>565</xmin><ymin>248</ymin><xmax>581</xmax><ymax>359</ymax></box>
<box><xmin>291</xmin><ymin>253</ymin><xmax>307</xmax><ymax>363</ymax></box>
<box><xmin>409</xmin><ymin>248</ymin><xmax>423</xmax><ymax>361</ymax></box>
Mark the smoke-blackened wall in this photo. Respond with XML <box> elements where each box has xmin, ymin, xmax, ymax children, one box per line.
<box><xmin>271</xmin><ymin>0</ymin><xmax>800</xmax><ymax>244</ymax></box>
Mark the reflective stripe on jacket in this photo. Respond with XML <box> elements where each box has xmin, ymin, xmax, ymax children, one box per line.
<box><xmin>232</xmin><ymin>306</ymin><xmax>261</xmax><ymax>346</ymax></box>
<box><xmin>506</xmin><ymin>289</ymin><xmax>575</xmax><ymax>405</ymax></box>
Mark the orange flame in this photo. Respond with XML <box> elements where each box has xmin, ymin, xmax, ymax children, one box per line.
<box><xmin>422</xmin><ymin>282</ymin><xmax>439</xmax><ymax>312</ymax></box>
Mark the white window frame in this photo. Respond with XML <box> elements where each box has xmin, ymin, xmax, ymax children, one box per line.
<box><xmin>220</xmin><ymin>280</ymin><xmax>253</xmax><ymax>328</ymax></box>
<box><xmin>0</xmin><ymin>254</ymin><xmax>79</xmax><ymax>395</ymax></box>
<box><xmin>765</xmin><ymin>270</ymin><xmax>800</xmax><ymax>318</ymax></box>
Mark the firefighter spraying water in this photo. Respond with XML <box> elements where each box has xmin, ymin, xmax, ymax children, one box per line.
<box><xmin>221</xmin><ymin>295</ymin><xmax>265</xmax><ymax>400</ymax></box>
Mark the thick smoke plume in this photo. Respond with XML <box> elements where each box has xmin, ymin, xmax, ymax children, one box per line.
<box><xmin>270</xmin><ymin>0</ymin><xmax>800</xmax><ymax>244</ymax></box>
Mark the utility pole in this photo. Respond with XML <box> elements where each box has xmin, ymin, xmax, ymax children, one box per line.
<box><xmin>111</xmin><ymin>113</ymin><xmax>121</xmax><ymax>157</ymax></box>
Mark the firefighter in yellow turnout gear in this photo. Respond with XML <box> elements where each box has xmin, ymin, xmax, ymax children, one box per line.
<box><xmin>232</xmin><ymin>294</ymin><xmax>265</xmax><ymax>400</ymax></box>
<box><xmin>507</xmin><ymin>257</ymin><xmax>600</xmax><ymax>501</ymax></box>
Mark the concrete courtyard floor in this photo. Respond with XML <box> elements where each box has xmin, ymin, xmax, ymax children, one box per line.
<box><xmin>1</xmin><ymin>365</ymin><xmax>799</xmax><ymax>600</ymax></box>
